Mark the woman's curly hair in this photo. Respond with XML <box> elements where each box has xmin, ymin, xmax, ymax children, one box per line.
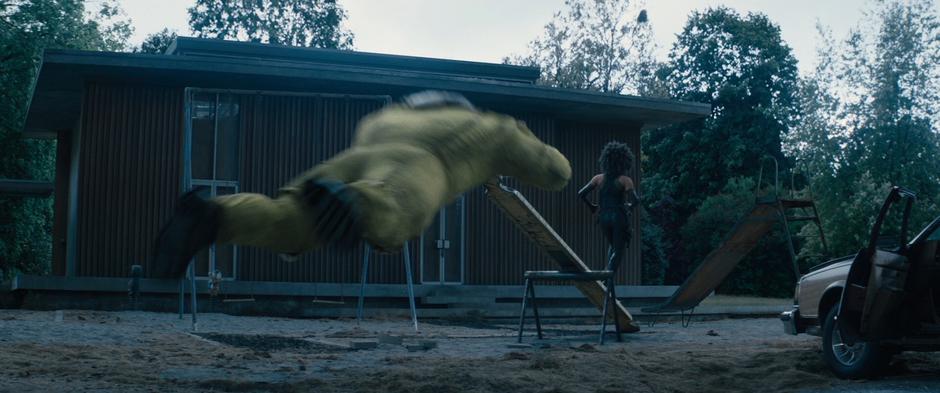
<box><xmin>598</xmin><ymin>141</ymin><xmax>634</xmax><ymax>177</ymax></box>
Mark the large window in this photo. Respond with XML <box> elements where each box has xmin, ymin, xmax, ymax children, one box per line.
<box><xmin>188</xmin><ymin>91</ymin><xmax>240</xmax><ymax>279</ymax></box>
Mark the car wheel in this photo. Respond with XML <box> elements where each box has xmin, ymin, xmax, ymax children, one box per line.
<box><xmin>821</xmin><ymin>306</ymin><xmax>891</xmax><ymax>379</ymax></box>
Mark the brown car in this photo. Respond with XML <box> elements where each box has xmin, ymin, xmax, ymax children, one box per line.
<box><xmin>781</xmin><ymin>187</ymin><xmax>940</xmax><ymax>379</ymax></box>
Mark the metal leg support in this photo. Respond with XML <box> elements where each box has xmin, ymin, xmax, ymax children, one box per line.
<box><xmin>600</xmin><ymin>280</ymin><xmax>610</xmax><ymax>345</ymax></box>
<box><xmin>529</xmin><ymin>281</ymin><xmax>543</xmax><ymax>339</ymax></box>
<box><xmin>357</xmin><ymin>244</ymin><xmax>370</xmax><ymax>324</ymax></box>
<box><xmin>189</xmin><ymin>262</ymin><xmax>198</xmax><ymax>332</ymax></box>
<box><xmin>403</xmin><ymin>242</ymin><xmax>418</xmax><ymax>332</ymax></box>
<box><xmin>517</xmin><ymin>278</ymin><xmax>530</xmax><ymax>343</ymax></box>
<box><xmin>611</xmin><ymin>281</ymin><xmax>622</xmax><ymax>342</ymax></box>
<box><xmin>681</xmin><ymin>308</ymin><xmax>695</xmax><ymax>328</ymax></box>
<box><xmin>178</xmin><ymin>278</ymin><xmax>184</xmax><ymax>320</ymax></box>
<box><xmin>357</xmin><ymin>242</ymin><xmax>418</xmax><ymax>332</ymax></box>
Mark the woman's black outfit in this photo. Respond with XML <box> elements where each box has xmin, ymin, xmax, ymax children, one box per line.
<box><xmin>579</xmin><ymin>178</ymin><xmax>632</xmax><ymax>272</ymax></box>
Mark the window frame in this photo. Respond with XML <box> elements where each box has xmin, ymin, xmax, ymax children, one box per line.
<box><xmin>183</xmin><ymin>88</ymin><xmax>242</xmax><ymax>280</ymax></box>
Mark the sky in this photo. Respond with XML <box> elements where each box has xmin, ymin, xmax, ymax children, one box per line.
<box><xmin>114</xmin><ymin>0</ymin><xmax>935</xmax><ymax>75</ymax></box>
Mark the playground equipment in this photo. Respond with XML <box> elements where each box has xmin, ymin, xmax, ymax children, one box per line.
<box><xmin>485</xmin><ymin>180</ymin><xmax>640</xmax><ymax>333</ymax></box>
<box><xmin>517</xmin><ymin>270</ymin><xmax>623</xmax><ymax>343</ymax></box>
<box><xmin>643</xmin><ymin>157</ymin><xmax>829</xmax><ymax>320</ymax></box>
<box><xmin>175</xmin><ymin>178</ymin><xmax>643</xmax><ymax>333</ymax></box>
<box><xmin>357</xmin><ymin>242</ymin><xmax>419</xmax><ymax>332</ymax></box>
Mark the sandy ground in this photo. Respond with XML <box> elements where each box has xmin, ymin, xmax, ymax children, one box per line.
<box><xmin>0</xmin><ymin>310</ymin><xmax>938</xmax><ymax>393</ymax></box>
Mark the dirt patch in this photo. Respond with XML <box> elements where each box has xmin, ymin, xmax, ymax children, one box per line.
<box><xmin>264</xmin><ymin>346</ymin><xmax>833</xmax><ymax>393</ymax></box>
<box><xmin>2</xmin><ymin>310</ymin><xmax>940</xmax><ymax>392</ymax></box>
<box><xmin>197</xmin><ymin>378</ymin><xmax>326</xmax><ymax>393</ymax></box>
<box><xmin>195</xmin><ymin>333</ymin><xmax>350</xmax><ymax>354</ymax></box>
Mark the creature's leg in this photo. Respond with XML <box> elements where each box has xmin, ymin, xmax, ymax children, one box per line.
<box><xmin>212</xmin><ymin>192</ymin><xmax>326</xmax><ymax>253</ymax></box>
<box><xmin>152</xmin><ymin>190</ymin><xmax>221</xmax><ymax>278</ymax></box>
<box><xmin>288</xmin><ymin>146</ymin><xmax>448</xmax><ymax>252</ymax></box>
<box><xmin>152</xmin><ymin>182</ymin><xmax>359</xmax><ymax>278</ymax></box>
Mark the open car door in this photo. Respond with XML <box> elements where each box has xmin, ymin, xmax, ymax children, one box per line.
<box><xmin>838</xmin><ymin>187</ymin><xmax>916</xmax><ymax>342</ymax></box>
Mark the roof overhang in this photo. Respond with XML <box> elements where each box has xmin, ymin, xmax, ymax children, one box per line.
<box><xmin>24</xmin><ymin>48</ymin><xmax>710</xmax><ymax>136</ymax></box>
<box><xmin>168</xmin><ymin>37</ymin><xmax>544</xmax><ymax>84</ymax></box>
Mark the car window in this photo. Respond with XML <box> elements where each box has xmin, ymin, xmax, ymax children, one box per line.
<box><xmin>876</xmin><ymin>201</ymin><xmax>908</xmax><ymax>251</ymax></box>
<box><xmin>927</xmin><ymin>225</ymin><xmax>940</xmax><ymax>242</ymax></box>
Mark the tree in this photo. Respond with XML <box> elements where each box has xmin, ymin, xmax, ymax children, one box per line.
<box><xmin>188</xmin><ymin>0</ymin><xmax>354</xmax><ymax>49</ymax></box>
<box><xmin>506</xmin><ymin>0</ymin><xmax>663</xmax><ymax>282</ymax></box>
<box><xmin>506</xmin><ymin>0</ymin><xmax>655</xmax><ymax>94</ymax></box>
<box><xmin>93</xmin><ymin>0</ymin><xmax>134</xmax><ymax>52</ymax></box>
<box><xmin>786</xmin><ymin>0</ymin><xmax>940</xmax><ymax>259</ymax></box>
<box><xmin>136</xmin><ymin>28</ymin><xmax>177</xmax><ymax>54</ymax></box>
<box><xmin>0</xmin><ymin>0</ymin><xmax>131</xmax><ymax>279</ymax></box>
<box><xmin>642</xmin><ymin>7</ymin><xmax>800</xmax><ymax>290</ymax></box>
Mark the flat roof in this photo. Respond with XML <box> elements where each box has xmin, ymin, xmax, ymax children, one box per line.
<box><xmin>169</xmin><ymin>37</ymin><xmax>543</xmax><ymax>84</ymax></box>
<box><xmin>24</xmin><ymin>40</ymin><xmax>710</xmax><ymax>136</ymax></box>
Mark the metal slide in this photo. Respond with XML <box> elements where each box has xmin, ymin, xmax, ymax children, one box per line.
<box><xmin>644</xmin><ymin>156</ymin><xmax>828</xmax><ymax>315</ymax></box>
<box><xmin>642</xmin><ymin>203</ymin><xmax>779</xmax><ymax>313</ymax></box>
<box><xmin>642</xmin><ymin>197</ymin><xmax>822</xmax><ymax>314</ymax></box>
<box><xmin>484</xmin><ymin>181</ymin><xmax>640</xmax><ymax>333</ymax></box>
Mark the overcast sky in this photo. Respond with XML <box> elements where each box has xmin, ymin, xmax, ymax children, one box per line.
<box><xmin>115</xmin><ymin>0</ymin><xmax>937</xmax><ymax>75</ymax></box>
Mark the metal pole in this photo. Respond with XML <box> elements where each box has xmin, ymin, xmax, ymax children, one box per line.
<box><xmin>129</xmin><ymin>265</ymin><xmax>141</xmax><ymax>311</ymax></box>
<box><xmin>529</xmin><ymin>282</ymin><xmax>542</xmax><ymax>339</ymax></box>
<box><xmin>599</xmin><ymin>283</ymin><xmax>610</xmax><ymax>345</ymax></box>
<box><xmin>178</xmin><ymin>277</ymin><xmax>184</xmax><ymax>319</ymax></box>
<box><xmin>777</xmin><ymin>206</ymin><xmax>801</xmax><ymax>282</ymax></box>
<box><xmin>189</xmin><ymin>262</ymin><xmax>198</xmax><ymax>331</ymax></box>
<box><xmin>611</xmin><ymin>281</ymin><xmax>622</xmax><ymax>342</ymax></box>
<box><xmin>403</xmin><ymin>241</ymin><xmax>418</xmax><ymax>332</ymax></box>
<box><xmin>357</xmin><ymin>244</ymin><xmax>371</xmax><ymax>323</ymax></box>
<box><xmin>517</xmin><ymin>278</ymin><xmax>529</xmax><ymax>343</ymax></box>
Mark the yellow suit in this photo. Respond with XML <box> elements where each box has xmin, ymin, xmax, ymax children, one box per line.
<box><xmin>210</xmin><ymin>104</ymin><xmax>571</xmax><ymax>254</ymax></box>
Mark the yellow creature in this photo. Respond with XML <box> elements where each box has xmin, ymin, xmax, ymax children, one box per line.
<box><xmin>153</xmin><ymin>91</ymin><xmax>572</xmax><ymax>278</ymax></box>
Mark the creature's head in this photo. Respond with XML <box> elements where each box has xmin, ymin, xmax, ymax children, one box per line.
<box><xmin>402</xmin><ymin>90</ymin><xmax>476</xmax><ymax>111</ymax></box>
<box><xmin>599</xmin><ymin>141</ymin><xmax>634</xmax><ymax>177</ymax></box>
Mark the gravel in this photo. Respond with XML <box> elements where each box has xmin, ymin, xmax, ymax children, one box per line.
<box><xmin>0</xmin><ymin>309</ymin><xmax>938</xmax><ymax>392</ymax></box>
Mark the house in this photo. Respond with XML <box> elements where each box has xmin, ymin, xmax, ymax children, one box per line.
<box><xmin>13</xmin><ymin>38</ymin><xmax>708</xmax><ymax>313</ymax></box>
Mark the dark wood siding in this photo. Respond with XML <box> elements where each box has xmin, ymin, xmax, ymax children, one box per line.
<box><xmin>76</xmin><ymin>84</ymin><xmax>184</xmax><ymax>277</ymax></box>
<box><xmin>72</xmin><ymin>84</ymin><xmax>641</xmax><ymax>285</ymax></box>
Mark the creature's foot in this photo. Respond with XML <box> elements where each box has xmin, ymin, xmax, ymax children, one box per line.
<box><xmin>302</xmin><ymin>179</ymin><xmax>362</xmax><ymax>250</ymax></box>
<box><xmin>152</xmin><ymin>190</ymin><xmax>221</xmax><ymax>278</ymax></box>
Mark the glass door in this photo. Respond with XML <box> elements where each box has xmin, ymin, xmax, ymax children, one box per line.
<box><xmin>421</xmin><ymin>196</ymin><xmax>465</xmax><ymax>284</ymax></box>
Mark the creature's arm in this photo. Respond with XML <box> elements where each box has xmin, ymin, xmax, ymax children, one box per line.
<box><xmin>497</xmin><ymin>119</ymin><xmax>571</xmax><ymax>190</ymax></box>
<box><xmin>577</xmin><ymin>176</ymin><xmax>600</xmax><ymax>214</ymax></box>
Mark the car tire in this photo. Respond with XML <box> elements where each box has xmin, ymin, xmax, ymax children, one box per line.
<box><xmin>821</xmin><ymin>306</ymin><xmax>891</xmax><ymax>379</ymax></box>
